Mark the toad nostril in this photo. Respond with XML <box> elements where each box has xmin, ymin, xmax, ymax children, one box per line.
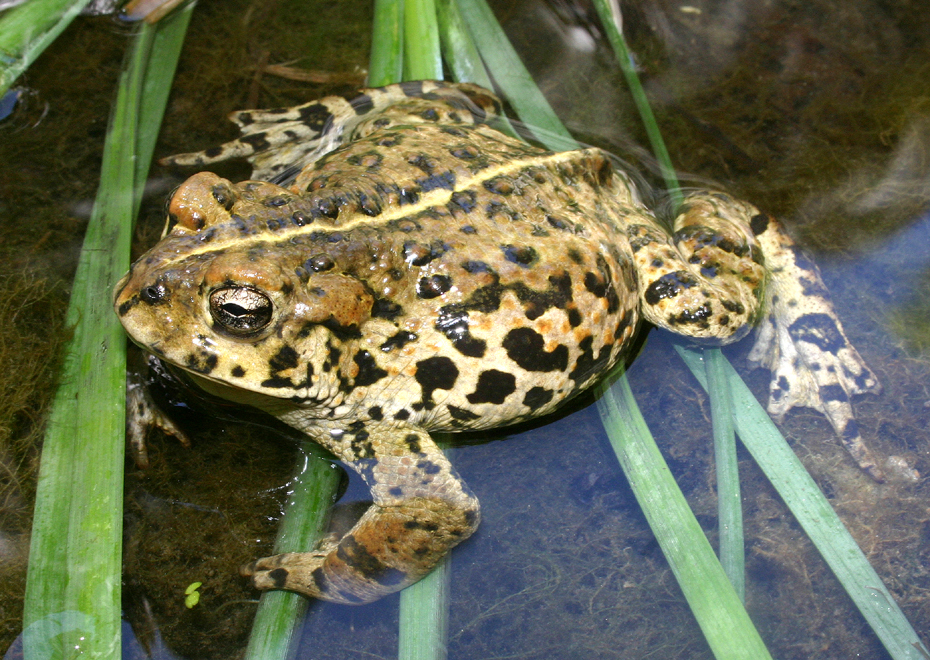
<box><xmin>140</xmin><ymin>283</ymin><xmax>168</xmax><ymax>304</ymax></box>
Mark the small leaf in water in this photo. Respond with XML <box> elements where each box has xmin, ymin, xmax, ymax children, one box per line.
<box><xmin>184</xmin><ymin>582</ymin><xmax>202</xmax><ymax>608</ymax></box>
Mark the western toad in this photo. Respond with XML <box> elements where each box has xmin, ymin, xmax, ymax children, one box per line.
<box><xmin>114</xmin><ymin>80</ymin><xmax>880</xmax><ymax>604</ymax></box>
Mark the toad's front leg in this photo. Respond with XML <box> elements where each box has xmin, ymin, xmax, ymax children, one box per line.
<box><xmin>242</xmin><ymin>424</ymin><xmax>479</xmax><ymax>604</ymax></box>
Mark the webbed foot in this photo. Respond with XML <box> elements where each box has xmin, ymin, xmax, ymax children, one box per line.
<box><xmin>242</xmin><ymin>425</ymin><xmax>479</xmax><ymax>603</ymax></box>
<box><xmin>746</xmin><ymin>213</ymin><xmax>883</xmax><ymax>480</ymax></box>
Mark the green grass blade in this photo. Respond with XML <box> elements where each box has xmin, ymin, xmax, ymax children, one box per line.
<box><xmin>675</xmin><ymin>345</ymin><xmax>930</xmax><ymax>659</ymax></box>
<box><xmin>22</xmin><ymin>11</ymin><xmax>192</xmax><ymax>659</ymax></box>
<box><xmin>369</xmin><ymin>0</ymin><xmax>404</xmax><ymax>86</ymax></box>
<box><xmin>590</xmin><ymin>0</ymin><xmax>680</xmax><ymax>202</ymax></box>
<box><xmin>403</xmin><ymin>0</ymin><xmax>442</xmax><ymax>80</ymax></box>
<box><xmin>591</xmin><ymin>0</ymin><xmax>746</xmax><ymax>602</ymax></box>
<box><xmin>394</xmin><ymin>7</ymin><xmax>453</xmax><ymax>657</ymax></box>
<box><xmin>435</xmin><ymin>0</ymin><xmax>491</xmax><ymax>88</ymax></box>
<box><xmin>0</xmin><ymin>0</ymin><xmax>94</xmax><ymax>97</ymax></box>
<box><xmin>448</xmin><ymin>1</ymin><xmax>769</xmax><ymax>654</ymax></box>
<box><xmin>453</xmin><ymin>0</ymin><xmax>572</xmax><ymax>150</ymax></box>
<box><xmin>595</xmin><ymin>373</ymin><xmax>772</xmax><ymax>660</ymax></box>
<box><xmin>244</xmin><ymin>444</ymin><xmax>342</xmax><ymax>660</ymax></box>
<box><xmin>398</xmin><ymin>555</ymin><xmax>450</xmax><ymax>660</ymax></box>
<box><xmin>704</xmin><ymin>347</ymin><xmax>744</xmax><ymax>601</ymax></box>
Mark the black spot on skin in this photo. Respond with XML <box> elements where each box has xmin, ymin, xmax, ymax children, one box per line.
<box><xmin>502</xmin><ymin>245</ymin><xmax>537</xmax><ymax>267</ymax></box>
<box><xmin>408</xmin><ymin>153</ymin><xmax>437</xmax><ymax>174</ymax></box>
<box><xmin>669</xmin><ymin>303</ymin><xmax>712</xmax><ymax>327</ymax></box>
<box><xmin>211</xmin><ymin>184</ymin><xmax>236</xmax><ymax>210</ymax></box>
<box><xmin>523</xmin><ymin>386</ymin><xmax>554</xmax><ymax>411</ymax></box>
<box><xmin>568</xmin><ymin>335</ymin><xmax>613</xmax><ymax>384</ymax></box>
<box><xmin>484</xmin><ymin>176</ymin><xmax>515</xmax><ymax>195</ymax></box>
<box><xmin>351</xmin><ymin>93</ymin><xmax>374</xmax><ymax>115</ymax></box>
<box><xmin>264</xmin><ymin>195</ymin><xmax>290</xmax><ymax>208</ymax></box>
<box><xmin>448</xmin><ymin>190</ymin><xmax>477</xmax><ymax>215</ymax></box>
<box><xmin>306</xmin><ymin>254</ymin><xmax>335</xmax><ymax>272</ymax></box>
<box><xmin>404</xmin><ymin>518</ymin><xmax>439</xmax><ymax>531</ymax></box>
<box><xmin>368</xmin><ymin>406</ymin><xmax>384</xmax><ymax>421</ymax></box>
<box><xmin>268</xmin><ymin>568</ymin><xmax>289</xmax><ymax>588</ymax></box>
<box><xmin>511</xmin><ymin>272</ymin><xmax>573</xmax><ymax>320</ymax></box>
<box><xmin>461</xmin><ymin>260</ymin><xmax>491</xmax><ymax>273</ymax></box>
<box><xmin>644</xmin><ymin>271</ymin><xmax>698</xmax><ymax>305</ymax></box>
<box><xmin>185</xmin><ymin>351</ymin><xmax>218</xmax><ymax>375</ymax></box>
<box><xmin>269</xmin><ymin>345</ymin><xmax>299</xmax><ymax>372</ymax></box>
<box><xmin>372</xmin><ymin>298</ymin><xmax>403</xmax><ymax>320</ymax></box>
<box><xmin>567</xmin><ymin>308</ymin><xmax>582</xmax><ymax>327</ymax></box>
<box><xmin>380</xmin><ymin>330</ymin><xmax>418</xmax><ymax>352</ymax></box>
<box><xmin>583</xmin><ymin>255</ymin><xmax>620</xmax><ymax>313</ymax></box>
<box><xmin>819</xmin><ymin>384</ymin><xmax>849</xmax><ymax>403</ymax></box>
<box><xmin>675</xmin><ymin>225</ymin><xmax>749</xmax><ymax>257</ymax></box>
<box><xmin>336</xmin><ymin>535</ymin><xmax>406</xmax><ymax>586</ymax></box>
<box><xmin>389</xmin><ymin>486</ymin><xmax>403</xmax><ymax>497</ymax></box>
<box><xmin>399</xmin><ymin>187</ymin><xmax>420</xmax><ymax>205</ymax></box>
<box><xmin>404</xmin><ymin>240</ymin><xmax>449</xmax><ymax>266</ymax></box>
<box><xmin>231</xmin><ymin>365</ymin><xmax>246</xmax><ymax>378</ymax></box>
<box><xmin>404</xmin><ymin>433</ymin><xmax>422</xmax><ymax>453</ymax></box>
<box><xmin>420</xmin><ymin>108</ymin><xmax>440</xmax><ymax>121</ymax></box>
<box><xmin>450</xmin><ymin>145</ymin><xmax>479</xmax><ymax>159</ymax></box>
<box><xmin>353</xmin><ymin>350</ymin><xmax>388</xmax><ymax>387</ymax></box>
<box><xmin>415</xmin><ymin>356</ymin><xmax>459</xmax><ymax>407</ymax></box>
<box><xmin>435</xmin><ymin>308</ymin><xmax>487</xmax><ymax>357</ymax></box>
<box><xmin>502</xmin><ymin>328</ymin><xmax>569</xmax><ymax>372</ymax></box>
<box><xmin>240</xmin><ymin>132</ymin><xmax>271</xmax><ymax>152</ymax></box>
<box><xmin>546</xmin><ymin>215</ymin><xmax>569</xmax><ymax>231</ymax></box>
<box><xmin>750</xmin><ymin>213</ymin><xmax>769</xmax><ymax>235</ymax></box>
<box><xmin>416</xmin><ymin>171</ymin><xmax>457</xmax><ymax>193</ymax></box>
<box><xmin>447</xmin><ymin>405</ymin><xmax>481</xmax><ymax>422</ymax></box>
<box><xmin>721</xmin><ymin>300</ymin><xmax>745</xmax><ymax>314</ymax></box>
<box><xmin>261</xmin><ymin>376</ymin><xmax>295</xmax><ymax>388</ymax></box>
<box><xmin>788</xmin><ymin>313</ymin><xmax>846</xmax><ymax>353</ymax></box>
<box><xmin>416</xmin><ymin>460</ymin><xmax>442</xmax><ymax>475</ymax></box>
<box><xmin>567</xmin><ymin>248</ymin><xmax>584</xmax><ymax>264</ymax></box>
<box><xmin>771</xmin><ymin>375</ymin><xmax>790</xmax><ymax>401</ymax></box>
<box><xmin>466</xmin><ymin>369</ymin><xmax>516</xmax><ymax>404</ymax></box>
<box><xmin>841</xmin><ymin>418</ymin><xmax>860</xmax><ymax>442</ymax></box>
<box><xmin>394</xmin><ymin>409</ymin><xmax>411</xmax><ymax>421</ymax></box>
<box><xmin>417</xmin><ymin>274</ymin><xmax>452</xmax><ymax>299</ymax></box>
<box><xmin>298</xmin><ymin>103</ymin><xmax>333</xmax><ymax>131</ymax></box>
<box><xmin>320</xmin><ymin>316</ymin><xmax>362</xmax><ymax>341</ymax></box>
<box><xmin>358</xmin><ymin>193</ymin><xmax>382</xmax><ymax>217</ymax></box>
<box><xmin>440</xmin><ymin>126</ymin><xmax>467</xmax><ymax>137</ymax></box>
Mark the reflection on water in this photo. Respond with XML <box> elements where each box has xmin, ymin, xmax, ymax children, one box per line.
<box><xmin>1</xmin><ymin>0</ymin><xmax>929</xmax><ymax>658</ymax></box>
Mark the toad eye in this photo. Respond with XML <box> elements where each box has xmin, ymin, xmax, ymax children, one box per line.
<box><xmin>209</xmin><ymin>286</ymin><xmax>273</xmax><ymax>335</ymax></box>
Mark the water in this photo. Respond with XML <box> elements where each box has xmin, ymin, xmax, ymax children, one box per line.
<box><xmin>1</xmin><ymin>0</ymin><xmax>929</xmax><ymax>658</ymax></box>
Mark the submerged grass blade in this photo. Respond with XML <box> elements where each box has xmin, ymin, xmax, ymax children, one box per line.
<box><xmin>22</xmin><ymin>9</ymin><xmax>192</xmax><ymax>659</ymax></box>
<box><xmin>0</xmin><ymin>0</ymin><xmax>94</xmax><ymax>97</ymax></box>
<box><xmin>395</xmin><ymin>7</ymin><xmax>452</xmax><ymax>658</ymax></box>
<box><xmin>398</xmin><ymin>555</ymin><xmax>451</xmax><ymax>660</ymax></box>
<box><xmin>591</xmin><ymin>0</ymin><xmax>747</xmax><ymax>600</ymax></box>
<box><xmin>595</xmin><ymin>373</ymin><xmax>772</xmax><ymax>659</ymax></box>
<box><xmin>451</xmin><ymin>1</ymin><xmax>769</xmax><ymax>652</ymax></box>
<box><xmin>704</xmin><ymin>347</ymin><xmax>744</xmax><ymax>601</ymax></box>
<box><xmin>369</xmin><ymin>0</ymin><xmax>404</xmax><ymax>86</ymax></box>
<box><xmin>244</xmin><ymin>444</ymin><xmax>341</xmax><ymax>660</ymax></box>
<box><xmin>676</xmin><ymin>345</ymin><xmax>930</xmax><ymax>659</ymax></box>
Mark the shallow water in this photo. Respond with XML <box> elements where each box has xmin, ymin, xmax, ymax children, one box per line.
<box><xmin>1</xmin><ymin>0</ymin><xmax>929</xmax><ymax>658</ymax></box>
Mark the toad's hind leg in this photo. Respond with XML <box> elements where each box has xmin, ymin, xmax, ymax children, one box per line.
<box><xmin>632</xmin><ymin>191</ymin><xmax>882</xmax><ymax>480</ymax></box>
<box><xmin>242</xmin><ymin>425</ymin><xmax>479</xmax><ymax>604</ymax></box>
